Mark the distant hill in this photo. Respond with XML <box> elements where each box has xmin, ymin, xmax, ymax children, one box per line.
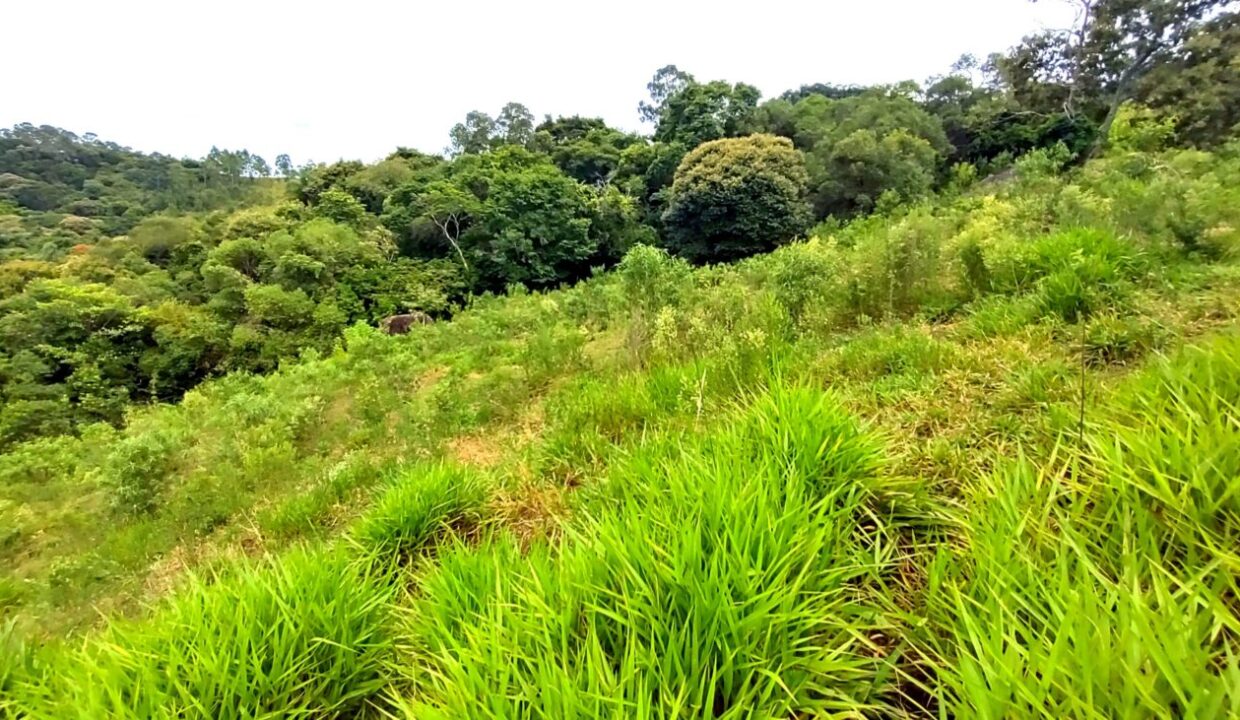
<box><xmin>1</xmin><ymin>124</ymin><xmax>274</xmax><ymax>255</ymax></box>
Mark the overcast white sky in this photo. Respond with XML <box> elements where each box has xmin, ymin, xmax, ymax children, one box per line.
<box><xmin>5</xmin><ymin>0</ymin><xmax>1077</xmax><ymax>165</ymax></box>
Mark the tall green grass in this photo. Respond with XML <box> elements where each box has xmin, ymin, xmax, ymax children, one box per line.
<box><xmin>919</xmin><ymin>334</ymin><xmax>1240</xmax><ymax>717</ymax></box>
<box><xmin>6</xmin><ymin>549</ymin><xmax>395</xmax><ymax>719</ymax></box>
<box><xmin>351</xmin><ymin>463</ymin><xmax>489</xmax><ymax>559</ymax></box>
<box><xmin>393</xmin><ymin>387</ymin><xmax>916</xmax><ymax>718</ymax></box>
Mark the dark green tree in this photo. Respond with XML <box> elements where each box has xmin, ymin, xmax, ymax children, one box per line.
<box><xmin>662</xmin><ymin>134</ymin><xmax>811</xmax><ymax>264</ymax></box>
<box><xmin>653</xmin><ymin>80</ymin><xmax>762</xmax><ymax>149</ymax></box>
<box><xmin>495</xmin><ymin>103</ymin><xmax>536</xmax><ymax>147</ymax></box>
<box><xmin>1138</xmin><ymin>11</ymin><xmax>1240</xmax><ymax>147</ymax></box>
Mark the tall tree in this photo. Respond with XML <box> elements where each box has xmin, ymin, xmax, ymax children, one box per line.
<box><xmin>662</xmin><ymin>134</ymin><xmax>811</xmax><ymax>264</ymax></box>
<box><xmin>274</xmin><ymin>154</ymin><xmax>294</xmax><ymax>178</ymax></box>
<box><xmin>653</xmin><ymin>80</ymin><xmax>762</xmax><ymax>149</ymax></box>
<box><xmin>1138</xmin><ymin>10</ymin><xmax>1240</xmax><ymax>147</ymax></box>
<box><xmin>638</xmin><ymin>65</ymin><xmax>696</xmax><ymax>125</ymax></box>
<box><xmin>447</xmin><ymin>111</ymin><xmax>497</xmax><ymax>156</ymax></box>
<box><xmin>495</xmin><ymin>103</ymin><xmax>536</xmax><ymax>147</ymax></box>
<box><xmin>1026</xmin><ymin>0</ymin><xmax>1229</xmax><ymax>150</ymax></box>
<box><xmin>417</xmin><ymin>181</ymin><xmax>480</xmax><ymax>272</ymax></box>
<box><xmin>245</xmin><ymin>154</ymin><xmax>271</xmax><ymax>178</ymax></box>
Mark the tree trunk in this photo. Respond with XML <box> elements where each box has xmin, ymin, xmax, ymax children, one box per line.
<box><xmin>1088</xmin><ymin>50</ymin><xmax>1155</xmax><ymax>159</ymax></box>
<box><xmin>1088</xmin><ymin>93</ymin><xmax>1126</xmax><ymax>158</ymax></box>
<box><xmin>433</xmin><ymin>215</ymin><xmax>469</xmax><ymax>272</ymax></box>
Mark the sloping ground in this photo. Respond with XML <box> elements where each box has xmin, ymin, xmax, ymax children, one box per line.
<box><xmin>2</xmin><ymin>146</ymin><xmax>1240</xmax><ymax>717</ymax></box>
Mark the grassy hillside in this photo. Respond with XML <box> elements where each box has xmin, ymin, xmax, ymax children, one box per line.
<box><xmin>2</xmin><ymin>144</ymin><xmax>1240</xmax><ymax>716</ymax></box>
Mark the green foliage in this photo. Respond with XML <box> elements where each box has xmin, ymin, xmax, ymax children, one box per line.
<box><xmin>1027</xmin><ymin>228</ymin><xmax>1144</xmax><ymax>322</ymax></box>
<box><xmin>465</xmin><ymin>160</ymin><xmax>596</xmax><ymax>289</ymax></box>
<box><xmin>1092</xmin><ymin>334</ymin><xmax>1240</xmax><ymax>551</ymax></box>
<box><xmin>5</xmin><ymin>83</ymin><xmax>1240</xmax><ymax>720</ymax></box>
<box><xmin>7</xmin><ymin>549</ymin><xmax>395</xmax><ymax>718</ymax></box>
<box><xmin>1107</xmin><ymin>102</ymin><xmax>1177</xmax><ymax>153</ymax></box>
<box><xmin>1138</xmin><ymin>11</ymin><xmax>1240</xmax><ymax>148</ymax></box>
<box><xmin>0</xmin><ymin>209</ymin><xmax>464</xmax><ymax>447</ymax></box>
<box><xmin>533</xmin><ymin>116</ymin><xmax>643</xmax><ymax>185</ymax></box>
<box><xmin>0</xmin><ymin>124</ymin><xmax>269</xmax><ymax>244</ymax></box>
<box><xmin>994</xmin><ymin>0</ymin><xmax>1226</xmax><ymax>155</ymax></box>
<box><xmin>1083</xmin><ymin>313</ymin><xmax>1167</xmax><ymax>365</ymax></box>
<box><xmin>617</xmin><ymin>244</ymin><xmax>692</xmax><ymax>314</ymax></box>
<box><xmin>831</xmin><ymin>325</ymin><xmax>956</xmax><ymax>381</ymax></box>
<box><xmin>313</xmin><ymin>187</ymin><xmax>368</xmax><ymax>227</ymax></box>
<box><xmin>101</xmin><ymin>427</ymin><xmax>183</xmax><ymax>515</ymax></box>
<box><xmin>754</xmin><ymin>89</ymin><xmax>952</xmax><ymax>219</ymax></box>
<box><xmin>652</xmin><ymin>79</ymin><xmax>762</xmax><ymax>149</ymax></box>
<box><xmin>767</xmin><ymin>239</ymin><xmax>838</xmax><ymax>324</ymax></box>
<box><xmin>662</xmin><ymin>134</ymin><xmax>811</xmax><ymax>263</ymax></box>
<box><xmin>813</xmin><ymin>128</ymin><xmax>939</xmax><ymax>217</ymax></box>
<box><xmin>447</xmin><ymin>103</ymin><xmax>536</xmax><ymax>156</ymax></box>
<box><xmin>352</xmin><ymin>464</ymin><xmax>488</xmax><ymax>558</ymax></box>
<box><xmin>383</xmin><ymin>147</ymin><xmax>650</xmax><ymax>290</ymax></box>
<box><xmin>398</xmin><ymin>387</ymin><xmax>905</xmax><ymax>718</ymax></box>
<box><xmin>922</xmin><ymin>335</ymin><xmax>1240</xmax><ymax>717</ymax></box>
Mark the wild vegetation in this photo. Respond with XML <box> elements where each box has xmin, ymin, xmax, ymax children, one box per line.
<box><xmin>2</xmin><ymin>1</ymin><xmax>1239</xmax><ymax>717</ymax></box>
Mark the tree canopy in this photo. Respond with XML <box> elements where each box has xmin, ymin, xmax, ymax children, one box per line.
<box><xmin>662</xmin><ymin>134</ymin><xmax>811</xmax><ymax>264</ymax></box>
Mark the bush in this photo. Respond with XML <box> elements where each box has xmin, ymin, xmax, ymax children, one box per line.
<box><xmin>1082</xmin><ymin>313</ymin><xmax>1166</xmax><ymax>366</ymax></box>
<box><xmin>767</xmin><ymin>240</ymin><xmax>838</xmax><ymax>325</ymax></box>
<box><xmin>101</xmin><ymin>427</ymin><xmax>183</xmax><ymax>515</ymax></box>
<box><xmin>662</xmin><ymin>134</ymin><xmax>812</xmax><ymax>264</ymax></box>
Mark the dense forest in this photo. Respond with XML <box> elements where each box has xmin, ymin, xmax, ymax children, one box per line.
<box><xmin>3</xmin><ymin>1</ymin><xmax>1240</xmax><ymax>717</ymax></box>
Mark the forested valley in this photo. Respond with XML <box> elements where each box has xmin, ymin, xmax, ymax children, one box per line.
<box><xmin>3</xmin><ymin>1</ymin><xmax>1240</xmax><ymax>717</ymax></box>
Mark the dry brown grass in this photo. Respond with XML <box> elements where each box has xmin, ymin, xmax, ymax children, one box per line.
<box><xmin>490</xmin><ymin>480</ymin><xmax>572</xmax><ymax>549</ymax></box>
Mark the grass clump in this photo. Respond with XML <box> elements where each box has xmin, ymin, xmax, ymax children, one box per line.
<box><xmin>1088</xmin><ymin>332</ymin><xmax>1240</xmax><ymax>555</ymax></box>
<box><xmin>352</xmin><ymin>463</ymin><xmax>488</xmax><ymax>559</ymax></box>
<box><xmin>394</xmin><ymin>386</ymin><xmax>916</xmax><ymax>718</ymax></box>
<box><xmin>6</xmin><ymin>548</ymin><xmax>395</xmax><ymax>719</ymax></box>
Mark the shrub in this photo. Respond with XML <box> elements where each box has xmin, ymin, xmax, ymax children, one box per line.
<box><xmin>617</xmin><ymin>244</ymin><xmax>691</xmax><ymax>315</ymax></box>
<box><xmin>662</xmin><ymin>134</ymin><xmax>812</xmax><ymax>264</ymax></box>
<box><xmin>839</xmin><ymin>206</ymin><xmax>955</xmax><ymax>320</ymax></box>
<box><xmin>101</xmin><ymin>427</ymin><xmax>183</xmax><ymax>515</ymax></box>
<box><xmin>767</xmin><ymin>240</ymin><xmax>839</xmax><ymax>325</ymax></box>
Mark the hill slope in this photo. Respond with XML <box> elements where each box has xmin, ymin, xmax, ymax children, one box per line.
<box><xmin>3</xmin><ymin>145</ymin><xmax>1240</xmax><ymax>716</ymax></box>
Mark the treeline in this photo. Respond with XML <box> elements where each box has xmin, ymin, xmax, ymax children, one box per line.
<box><xmin>0</xmin><ymin>125</ymin><xmax>296</xmax><ymax>257</ymax></box>
<box><xmin>0</xmin><ymin>0</ymin><xmax>1235</xmax><ymax>449</ymax></box>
